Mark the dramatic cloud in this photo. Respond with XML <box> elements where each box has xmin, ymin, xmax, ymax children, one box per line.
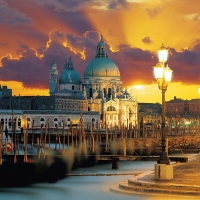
<box><xmin>107</xmin><ymin>0</ymin><xmax>127</xmax><ymax>9</ymax></box>
<box><xmin>35</xmin><ymin>0</ymin><xmax>94</xmax><ymax>12</ymax></box>
<box><xmin>0</xmin><ymin>0</ymin><xmax>32</xmax><ymax>25</ymax></box>
<box><xmin>1</xmin><ymin>27</ymin><xmax>199</xmax><ymax>90</ymax></box>
<box><xmin>1</xmin><ymin>0</ymin><xmax>200</xmax><ymax>101</ymax></box>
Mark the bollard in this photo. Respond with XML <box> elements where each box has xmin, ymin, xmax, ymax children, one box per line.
<box><xmin>112</xmin><ymin>158</ymin><xmax>119</xmax><ymax>169</ymax></box>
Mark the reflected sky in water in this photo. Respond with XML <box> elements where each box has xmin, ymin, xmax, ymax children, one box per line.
<box><xmin>0</xmin><ymin>156</ymin><xmax>197</xmax><ymax>200</ymax></box>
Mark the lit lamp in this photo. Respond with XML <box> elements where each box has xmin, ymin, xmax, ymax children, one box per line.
<box><xmin>153</xmin><ymin>44</ymin><xmax>173</xmax><ymax>165</ymax></box>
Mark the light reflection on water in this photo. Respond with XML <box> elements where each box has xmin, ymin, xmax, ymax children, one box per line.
<box><xmin>0</xmin><ymin>154</ymin><xmax>197</xmax><ymax>200</ymax></box>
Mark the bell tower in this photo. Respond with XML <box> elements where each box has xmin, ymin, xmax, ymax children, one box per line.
<box><xmin>49</xmin><ymin>60</ymin><xmax>59</xmax><ymax>96</ymax></box>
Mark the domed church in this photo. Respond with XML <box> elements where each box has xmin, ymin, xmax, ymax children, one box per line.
<box><xmin>49</xmin><ymin>36</ymin><xmax>138</xmax><ymax>126</ymax></box>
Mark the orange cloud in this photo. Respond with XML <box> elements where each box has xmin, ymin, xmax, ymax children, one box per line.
<box><xmin>1</xmin><ymin>0</ymin><xmax>200</xmax><ymax>103</ymax></box>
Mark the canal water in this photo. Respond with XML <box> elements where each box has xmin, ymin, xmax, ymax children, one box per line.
<box><xmin>0</xmin><ymin>155</ymin><xmax>196</xmax><ymax>200</ymax></box>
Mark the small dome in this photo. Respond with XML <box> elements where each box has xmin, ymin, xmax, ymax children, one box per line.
<box><xmin>59</xmin><ymin>70</ymin><xmax>81</xmax><ymax>84</ymax></box>
<box><xmin>50</xmin><ymin>60</ymin><xmax>57</xmax><ymax>70</ymax></box>
<box><xmin>84</xmin><ymin>57</ymin><xmax>120</xmax><ymax>77</ymax></box>
<box><xmin>59</xmin><ymin>58</ymin><xmax>81</xmax><ymax>84</ymax></box>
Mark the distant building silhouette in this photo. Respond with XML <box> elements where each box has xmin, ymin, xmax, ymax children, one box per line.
<box><xmin>0</xmin><ymin>84</ymin><xmax>12</xmax><ymax>98</ymax></box>
<box><xmin>166</xmin><ymin>96</ymin><xmax>200</xmax><ymax>117</ymax></box>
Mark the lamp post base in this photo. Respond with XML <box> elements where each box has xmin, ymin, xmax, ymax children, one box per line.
<box><xmin>157</xmin><ymin>151</ymin><xmax>170</xmax><ymax>165</ymax></box>
<box><xmin>155</xmin><ymin>164</ymin><xmax>173</xmax><ymax>180</ymax></box>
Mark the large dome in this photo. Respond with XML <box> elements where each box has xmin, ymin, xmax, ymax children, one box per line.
<box><xmin>84</xmin><ymin>36</ymin><xmax>120</xmax><ymax>78</ymax></box>
<box><xmin>84</xmin><ymin>57</ymin><xmax>120</xmax><ymax>77</ymax></box>
<box><xmin>59</xmin><ymin>58</ymin><xmax>81</xmax><ymax>84</ymax></box>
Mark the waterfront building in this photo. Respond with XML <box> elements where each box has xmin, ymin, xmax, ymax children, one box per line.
<box><xmin>166</xmin><ymin>96</ymin><xmax>200</xmax><ymax>117</ymax></box>
<box><xmin>50</xmin><ymin>36</ymin><xmax>138</xmax><ymax>126</ymax></box>
<box><xmin>0</xmin><ymin>109</ymin><xmax>100</xmax><ymax>133</ymax></box>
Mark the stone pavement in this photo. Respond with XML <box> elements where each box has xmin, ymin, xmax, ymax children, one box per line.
<box><xmin>110</xmin><ymin>154</ymin><xmax>200</xmax><ymax>198</ymax></box>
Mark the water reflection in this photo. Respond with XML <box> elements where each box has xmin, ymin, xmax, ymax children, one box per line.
<box><xmin>0</xmin><ymin>158</ymin><xmax>196</xmax><ymax>200</ymax></box>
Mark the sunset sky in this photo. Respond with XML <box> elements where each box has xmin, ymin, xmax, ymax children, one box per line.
<box><xmin>1</xmin><ymin>0</ymin><xmax>200</xmax><ymax>103</ymax></box>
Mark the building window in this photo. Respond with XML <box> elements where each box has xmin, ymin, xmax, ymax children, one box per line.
<box><xmin>40</xmin><ymin>117</ymin><xmax>45</xmax><ymax>128</ymax></box>
<box><xmin>8</xmin><ymin>118</ymin><xmax>11</xmax><ymax>128</ymax></box>
<box><xmin>89</xmin><ymin>88</ymin><xmax>92</xmax><ymax>97</ymax></box>
<box><xmin>26</xmin><ymin>118</ymin><xmax>31</xmax><ymax>128</ymax></box>
<box><xmin>72</xmin><ymin>86</ymin><xmax>74</xmax><ymax>90</ymax></box>
<box><xmin>54</xmin><ymin>118</ymin><xmax>58</xmax><ymax>127</ymax></box>
<box><xmin>108</xmin><ymin>88</ymin><xmax>111</xmax><ymax>97</ymax></box>
<box><xmin>18</xmin><ymin>118</ymin><xmax>21</xmax><ymax>128</ymax></box>
<box><xmin>67</xmin><ymin>118</ymin><xmax>71</xmax><ymax>126</ymax></box>
<box><xmin>107</xmin><ymin>106</ymin><xmax>116</xmax><ymax>111</ymax></box>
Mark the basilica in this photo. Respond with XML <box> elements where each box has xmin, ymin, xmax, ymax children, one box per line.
<box><xmin>49</xmin><ymin>36</ymin><xmax>138</xmax><ymax>126</ymax></box>
<box><xmin>0</xmin><ymin>36</ymin><xmax>138</xmax><ymax>132</ymax></box>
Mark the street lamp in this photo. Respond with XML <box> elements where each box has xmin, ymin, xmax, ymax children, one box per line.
<box><xmin>153</xmin><ymin>44</ymin><xmax>173</xmax><ymax>165</ymax></box>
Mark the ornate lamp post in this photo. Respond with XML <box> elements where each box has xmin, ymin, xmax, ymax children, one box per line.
<box><xmin>153</xmin><ymin>44</ymin><xmax>173</xmax><ymax>165</ymax></box>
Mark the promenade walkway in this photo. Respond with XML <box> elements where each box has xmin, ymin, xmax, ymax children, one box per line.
<box><xmin>111</xmin><ymin>154</ymin><xmax>200</xmax><ymax>198</ymax></box>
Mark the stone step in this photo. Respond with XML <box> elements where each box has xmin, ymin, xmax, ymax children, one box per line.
<box><xmin>119</xmin><ymin>180</ymin><xmax>200</xmax><ymax>196</ymax></box>
<box><xmin>128</xmin><ymin>178</ymin><xmax>200</xmax><ymax>192</ymax></box>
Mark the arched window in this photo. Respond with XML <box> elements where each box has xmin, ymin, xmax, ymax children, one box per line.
<box><xmin>40</xmin><ymin>118</ymin><xmax>45</xmax><ymax>121</ymax></box>
<box><xmin>40</xmin><ymin>117</ymin><xmax>45</xmax><ymax>128</ymax></box>
<box><xmin>18</xmin><ymin>118</ymin><xmax>21</xmax><ymax>128</ymax></box>
<box><xmin>8</xmin><ymin>118</ymin><xmax>12</xmax><ymax>128</ymax></box>
<box><xmin>107</xmin><ymin>106</ymin><xmax>116</xmax><ymax>111</ymax></box>
<box><xmin>54</xmin><ymin>118</ymin><xmax>58</xmax><ymax>127</ymax></box>
<box><xmin>67</xmin><ymin>118</ymin><xmax>71</xmax><ymax>126</ymax></box>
